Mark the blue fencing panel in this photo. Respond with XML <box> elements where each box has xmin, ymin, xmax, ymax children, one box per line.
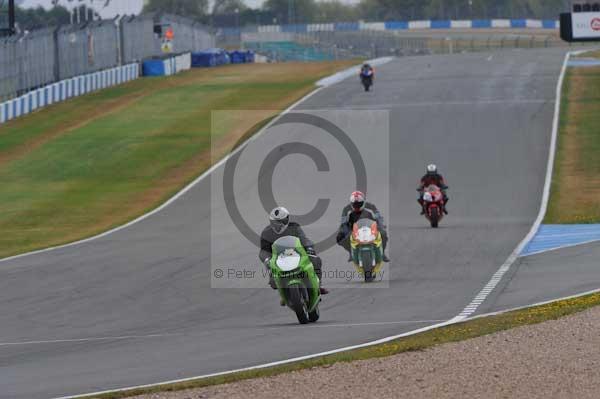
<box><xmin>431</xmin><ymin>20</ymin><xmax>451</xmax><ymax>29</ymax></box>
<box><xmin>192</xmin><ymin>51</ymin><xmax>218</xmax><ymax>67</ymax></box>
<box><xmin>142</xmin><ymin>59</ymin><xmax>166</xmax><ymax>76</ymax></box>
<box><xmin>335</xmin><ymin>22</ymin><xmax>359</xmax><ymax>31</ymax></box>
<box><xmin>510</xmin><ymin>19</ymin><xmax>526</xmax><ymax>28</ymax></box>
<box><xmin>472</xmin><ymin>19</ymin><xmax>492</xmax><ymax>28</ymax></box>
<box><xmin>385</xmin><ymin>21</ymin><xmax>409</xmax><ymax>30</ymax></box>
<box><xmin>542</xmin><ymin>20</ymin><xmax>557</xmax><ymax>29</ymax></box>
<box><xmin>228</xmin><ymin>50</ymin><xmax>246</xmax><ymax>64</ymax></box>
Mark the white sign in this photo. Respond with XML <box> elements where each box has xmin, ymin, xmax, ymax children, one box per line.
<box><xmin>572</xmin><ymin>12</ymin><xmax>600</xmax><ymax>39</ymax></box>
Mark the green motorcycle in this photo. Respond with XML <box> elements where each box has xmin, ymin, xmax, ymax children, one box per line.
<box><xmin>269</xmin><ymin>236</ymin><xmax>321</xmax><ymax>324</ymax></box>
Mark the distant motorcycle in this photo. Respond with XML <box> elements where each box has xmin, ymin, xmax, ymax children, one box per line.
<box><xmin>350</xmin><ymin>218</ymin><xmax>383</xmax><ymax>282</ymax></box>
<box><xmin>269</xmin><ymin>236</ymin><xmax>321</xmax><ymax>324</ymax></box>
<box><xmin>422</xmin><ymin>184</ymin><xmax>445</xmax><ymax>228</ymax></box>
<box><xmin>360</xmin><ymin>69</ymin><xmax>373</xmax><ymax>91</ymax></box>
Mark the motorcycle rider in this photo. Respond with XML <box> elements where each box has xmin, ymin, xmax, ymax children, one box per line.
<box><xmin>417</xmin><ymin>164</ymin><xmax>449</xmax><ymax>215</ymax></box>
<box><xmin>259</xmin><ymin>206</ymin><xmax>329</xmax><ymax>295</ymax></box>
<box><xmin>360</xmin><ymin>63</ymin><xmax>374</xmax><ymax>77</ymax></box>
<box><xmin>336</xmin><ymin>191</ymin><xmax>390</xmax><ymax>263</ymax></box>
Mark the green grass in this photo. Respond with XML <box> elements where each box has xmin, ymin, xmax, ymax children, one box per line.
<box><xmin>78</xmin><ymin>290</ymin><xmax>600</xmax><ymax>399</ymax></box>
<box><xmin>544</xmin><ymin>59</ymin><xmax>600</xmax><ymax>224</ymax></box>
<box><xmin>0</xmin><ymin>62</ymin><xmax>355</xmax><ymax>258</ymax></box>
<box><xmin>573</xmin><ymin>50</ymin><xmax>600</xmax><ymax>59</ymax></box>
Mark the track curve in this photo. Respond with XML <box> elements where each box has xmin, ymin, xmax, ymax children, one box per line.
<box><xmin>0</xmin><ymin>49</ymin><xmax>566</xmax><ymax>399</ymax></box>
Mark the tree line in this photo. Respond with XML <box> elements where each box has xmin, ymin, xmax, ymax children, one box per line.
<box><xmin>145</xmin><ymin>0</ymin><xmax>570</xmax><ymax>27</ymax></box>
<box><xmin>3</xmin><ymin>0</ymin><xmax>570</xmax><ymax>31</ymax></box>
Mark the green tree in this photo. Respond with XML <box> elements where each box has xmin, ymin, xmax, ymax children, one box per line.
<box><xmin>212</xmin><ymin>0</ymin><xmax>247</xmax><ymax>15</ymax></box>
<box><xmin>144</xmin><ymin>0</ymin><xmax>209</xmax><ymax>20</ymax></box>
<box><xmin>13</xmin><ymin>5</ymin><xmax>70</xmax><ymax>30</ymax></box>
<box><xmin>313</xmin><ymin>1</ymin><xmax>359</xmax><ymax>22</ymax></box>
<box><xmin>262</xmin><ymin>0</ymin><xmax>317</xmax><ymax>24</ymax></box>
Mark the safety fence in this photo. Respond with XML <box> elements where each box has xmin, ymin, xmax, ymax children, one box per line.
<box><xmin>217</xmin><ymin>18</ymin><xmax>559</xmax><ymax>41</ymax></box>
<box><xmin>241</xmin><ymin>29</ymin><xmax>575</xmax><ymax>62</ymax></box>
<box><xmin>0</xmin><ymin>63</ymin><xmax>139</xmax><ymax>124</ymax></box>
<box><xmin>0</xmin><ymin>13</ymin><xmax>214</xmax><ymax>102</ymax></box>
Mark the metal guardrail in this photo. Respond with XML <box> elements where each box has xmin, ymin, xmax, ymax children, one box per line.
<box><xmin>240</xmin><ymin>30</ymin><xmax>593</xmax><ymax>62</ymax></box>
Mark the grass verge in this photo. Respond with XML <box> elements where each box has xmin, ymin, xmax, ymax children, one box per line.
<box><xmin>0</xmin><ymin>61</ymin><xmax>355</xmax><ymax>258</ymax></box>
<box><xmin>544</xmin><ymin>53</ymin><xmax>600</xmax><ymax>223</ymax></box>
<box><xmin>79</xmin><ymin>290</ymin><xmax>600</xmax><ymax>399</ymax></box>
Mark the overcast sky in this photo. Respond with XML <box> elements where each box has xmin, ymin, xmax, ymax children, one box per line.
<box><xmin>19</xmin><ymin>0</ymin><xmax>361</xmax><ymax>17</ymax></box>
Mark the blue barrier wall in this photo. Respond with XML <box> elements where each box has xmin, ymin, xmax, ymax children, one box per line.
<box><xmin>472</xmin><ymin>19</ymin><xmax>493</xmax><ymax>28</ymax></box>
<box><xmin>431</xmin><ymin>20</ymin><xmax>452</xmax><ymax>29</ymax></box>
<box><xmin>510</xmin><ymin>19</ymin><xmax>527</xmax><ymax>28</ymax></box>
<box><xmin>384</xmin><ymin>21</ymin><xmax>409</xmax><ymax>30</ymax></box>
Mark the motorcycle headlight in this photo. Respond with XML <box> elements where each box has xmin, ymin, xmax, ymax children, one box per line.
<box><xmin>356</xmin><ymin>227</ymin><xmax>376</xmax><ymax>243</ymax></box>
<box><xmin>276</xmin><ymin>253</ymin><xmax>301</xmax><ymax>272</ymax></box>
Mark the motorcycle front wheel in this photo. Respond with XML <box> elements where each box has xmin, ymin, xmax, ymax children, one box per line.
<box><xmin>430</xmin><ymin>207</ymin><xmax>439</xmax><ymax>228</ymax></box>
<box><xmin>288</xmin><ymin>285</ymin><xmax>310</xmax><ymax>324</ymax></box>
<box><xmin>361</xmin><ymin>251</ymin><xmax>376</xmax><ymax>282</ymax></box>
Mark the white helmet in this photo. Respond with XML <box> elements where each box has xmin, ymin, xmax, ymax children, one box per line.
<box><xmin>426</xmin><ymin>164</ymin><xmax>437</xmax><ymax>174</ymax></box>
<box><xmin>269</xmin><ymin>207</ymin><xmax>290</xmax><ymax>234</ymax></box>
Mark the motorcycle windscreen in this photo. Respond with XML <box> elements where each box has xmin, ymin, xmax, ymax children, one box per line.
<box><xmin>273</xmin><ymin>236</ymin><xmax>302</xmax><ymax>272</ymax></box>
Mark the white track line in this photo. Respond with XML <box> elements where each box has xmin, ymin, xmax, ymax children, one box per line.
<box><xmin>453</xmin><ymin>51</ymin><xmax>571</xmax><ymax>321</ymax></box>
<box><xmin>53</xmin><ymin>52</ymin><xmax>574</xmax><ymax>399</ymax></box>
<box><xmin>0</xmin><ymin>321</ymin><xmax>444</xmax><ymax>347</ymax></box>
<box><xmin>0</xmin><ymin>333</ymin><xmax>181</xmax><ymax>347</ymax></box>
<box><xmin>55</xmin><ymin>318</ymin><xmax>459</xmax><ymax>399</ymax></box>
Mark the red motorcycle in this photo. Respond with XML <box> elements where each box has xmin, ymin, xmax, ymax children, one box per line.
<box><xmin>422</xmin><ymin>184</ymin><xmax>445</xmax><ymax>228</ymax></box>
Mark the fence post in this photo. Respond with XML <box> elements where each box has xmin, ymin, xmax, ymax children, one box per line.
<box><xmin>53</xmin><ymin>27</ymin><xmax>60</xmax><ymax>82</ymax></box>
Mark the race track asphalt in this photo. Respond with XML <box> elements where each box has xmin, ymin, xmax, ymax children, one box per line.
<box><xmin>485</xmin><ymin>241</ymin><xmax>600</xmax><ymax>313</ymax></box>
<box><xmin>0</xmin><ymin>48</ymin><xmax>568</xmax><ymax>399</ymax></box>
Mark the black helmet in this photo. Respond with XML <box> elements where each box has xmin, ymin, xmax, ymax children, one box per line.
<box><xmin>269</xmin><ymin>206</ymin><xmax>290</xmax><ymax>234</ymax></box>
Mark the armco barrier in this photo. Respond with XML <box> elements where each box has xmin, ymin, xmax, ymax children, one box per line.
<box><xmin>0</xmin><ymin>63</ymin><xmax>139</xmax><ymax>125</ymax></box>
